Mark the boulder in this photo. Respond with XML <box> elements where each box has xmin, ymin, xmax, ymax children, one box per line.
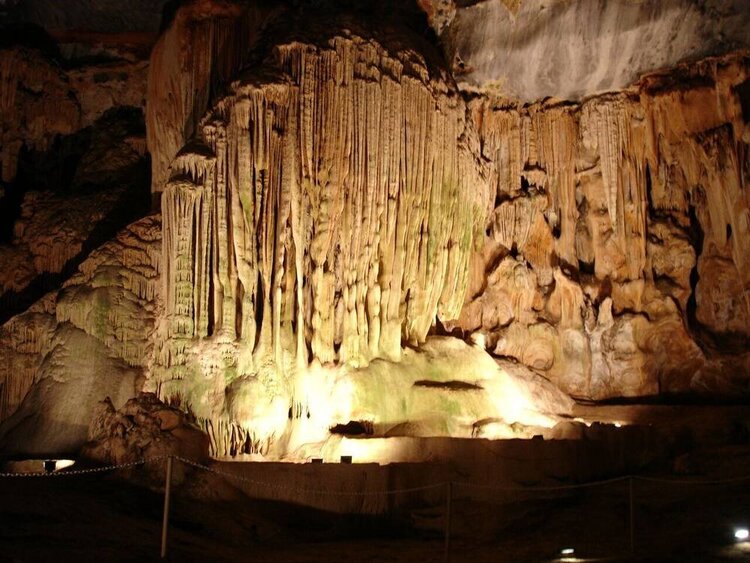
<box><xmin>81</xmin><ymin>393</ymin><xmax>209</xmax><ymax>482</ymax></box>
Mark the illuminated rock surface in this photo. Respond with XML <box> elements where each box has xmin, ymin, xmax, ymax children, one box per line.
<box><xmin>459</xmin><ymin>55</ymin><xmax>750</xmax><ymax>400</ymax></box>
<box><xmin>0</xmin><ymin>216</ymin><xmax>161</xmax><ymax>454</ymax></box>
<box><xmin>146</xmin><ymin>0</ymin><xmax>281</xmax><ymax>195</ymax></box>
<box><xmin>1</xmin><ymin>0</ymin><xmax>750</xmax><ymax>459</ymax></box>
<box><xmin>152</xmin><ymin>11</ymin><xmax>496</xmax><ymax>457</ymax></box>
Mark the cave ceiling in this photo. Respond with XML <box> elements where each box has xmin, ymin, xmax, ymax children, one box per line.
<box><xmin>427</xmin><ymin>0</ymin><xmax>750</xmax><ymax>101</ymax></box>
<box><xmin>4</xmin><ymin>0</ymin><xmax>750</xmax><ymax>102</ymax></box>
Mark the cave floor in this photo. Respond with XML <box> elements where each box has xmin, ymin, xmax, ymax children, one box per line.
<box><xmin>3</xmin><ymin>403</ymin><xmax>750</xmax><ymax>562</ymax></box>
<box><xmin>2</xmin><ymin>462</ymin><xmax>750</xmax><ymax>561</ymax></box>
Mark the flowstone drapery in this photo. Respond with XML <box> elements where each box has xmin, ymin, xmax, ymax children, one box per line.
<box><xmin>153</xmin><ymin>27</ymin><xmax>493</xmax><ymax>456</ymax></box>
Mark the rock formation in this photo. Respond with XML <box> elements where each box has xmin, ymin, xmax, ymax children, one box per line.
<box><xmin>0</xmin><ymin>45</ymin><xmax>150</xmax><ymax>321</ymax></box>
<box><xmin>0</xmin><ymin>215</ymin><xmax>161</xmax><ymax>454</ymax></box>
<box><xmin>0</xmin><ymin>47</ymin><xmax>80</xmax><ymax>184</ymax></box>
<box><xmin>430</xmin><ymin>0</ymin><xmax>750</xmax><ymax>101</ymax></box>
<box><xmin>0</xmin><ymin>46</ymin><xmax>148</xmax><ymax>185</ymax></box>
<box><xmin>151</xmin><ymin>12</ymin><xmax>499</xmax><ymax>457</ymax></box>
<box><xmin>146</xmin><ymin>0</ymin><xmax>281</xmax><ymax>195</ymax></box>
<box><xmin>458</xmin><ymin>54</ymin><xmax>750</xmax><ymax>399</ymax></box>
<box><xmin>82</xmin><ymin>392</ymin><xmax>209</xmax><ymax>469</ymax></box>
<box><xmin>1</xmin><ymin>0</ymin><xmax>750</xmax><ymax>461</ymax></box>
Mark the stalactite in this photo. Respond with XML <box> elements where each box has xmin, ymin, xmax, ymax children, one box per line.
<box><xmin>146</xmin><ymin>1</ymin><xmax>282</xmax><ymax>194</ymax></box>
<box><xmin>200</xmin><ymin>416</ymin><xmax>270</xmax><ymax>457</ymax></box>
<box><xmin>159</xmin><ymin>32</ymin><xmax>486</xmax><ymax>375</ymax></box>
<box><xmin>0</xmin><ymin>308</ymin><xmax>57</xmax><ymax>422</ymax></box>
<box><xmin>150</xmin><ymin>24</ymin><xmax>489</xmax><ymax>457</ymax></box>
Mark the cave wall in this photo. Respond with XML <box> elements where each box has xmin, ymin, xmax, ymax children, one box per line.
<box><xmin>0</xmin><ymin>20</ymin><xmax>155</xmax><ymax>450</ymax></box>
<box><xmin>145</xmin><ymin>0</ymin><xmax>282</xmax><ymax>196</ymax></box>
<box><xmin>0</xmin><ymin>215</ymin><xmax>161</xmax><ymax>454</ymax></box>
<box><xmin>0</xmin><ymin>45</ymin><xmax>150</xmax><ymax>312</ymax></box>
<box><xmin>0</xmin><ymin>46</ymin><xmax>148</xmax><ymax>185</ymax></box>
<box><xmin>2</xmin><ymin>0</ymin><xmax>750</xmax><ymax>458</ymax></box>
<box><xmin>459</xmin><ymin>55</ymin><xmax>750</xmax><ymax>399</ymax></box>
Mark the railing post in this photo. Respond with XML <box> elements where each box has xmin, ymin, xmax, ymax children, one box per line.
<box><xmin>161</xmin><ymin>456</ymin><xmax>174</xmax><ymax>559</ymax></box>
<box><xmin>629</xmin><ymin>476</ymin><xmax>635</xmax><ymax>558</ymax></box>
<box><xmin>444</xmin><ymin>481</ymin><xmax>452</xmax><ymax>563</ymax></box>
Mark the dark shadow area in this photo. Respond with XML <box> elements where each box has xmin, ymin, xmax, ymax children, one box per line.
<box><xmin>580</xmin><ymin>393</ymin><xmax>750</xmax><ymax>407</ymax></box>
<box><xmin>329</xmin><ymin>420</ymin><xmax>374</xmax><ymax>436</ymax></box>
<box><xmin>413</xmin><ymin>380</ymin><xmax>483</xmax><ymax>390</ymax></box>
<box><xmin>0</xmin><ymin>21</ymin><xmax>61</xmax><ymax>59</ymax></box>
<box><xmin>0</xmin><ymin>106</ymin><xmax>151</xmax><ymax>324</ymax></box>
<box><xmin>734</xmin><ymin>78</ymin><xmax>750</xmax><ymax>124</ymax></box>
<box><xmin>1</xmin><ymin>135</ymin><xmax>90</xmax><ymax>243</ymax></box>
<box><xmin>0</xmin><ymin>467</ymin><xmax>432</xmax><ymax>562</ymax></box>
<box><xmin>428</xmin><ymin>316</ymin><xmax>464</xmax><ymax>338</ymax></box>
<box><xmin>4</xmin><ymin>424</ymin><xmax>750</xmax><ymax>562</ymax></box>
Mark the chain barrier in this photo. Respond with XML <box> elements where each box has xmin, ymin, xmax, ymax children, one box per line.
<box><xmin>3</xmin><ymin>454</ymin><xmax>750</xmax><ymax>492</ymax></box>
<box><xmin>4</xmin><ymin>454</ymin><xmax>750</xmax><ymax>561</ymax></box>
<box><xmin>0</xmin><ymin>456</ymin><xmax>164</xmax><ymax>478</ymax></box>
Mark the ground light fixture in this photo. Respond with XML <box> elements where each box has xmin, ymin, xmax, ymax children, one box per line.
<box><xmin>556</xmin><ymin>546</ymin><xmax>580</xmax><ymax>563</ymax></box>
<box><xmin>734</xmin><ymin>528</ymin><xmax>749</xmax><ymax>541</ymax></box>
<box><xmin>42</xmin><ymin>459</ymin><xmax>75</xmax><ymax>473</ymax></box>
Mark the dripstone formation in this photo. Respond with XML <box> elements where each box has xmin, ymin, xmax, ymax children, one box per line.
<box><xmin>460</xmin><ymin>57</ymin><xmax>750</xmax><ymax>400</ymax></box>
<box><xmin>1</xmin><ymin>0</ymin><xmax>749</xmax><ymax>460</ymax></box>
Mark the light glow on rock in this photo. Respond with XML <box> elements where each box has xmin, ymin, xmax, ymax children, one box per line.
<box><xmin>54</xmin><ymin>459</ymin><xmax>75</xmax><ymax>471</ymax></box>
